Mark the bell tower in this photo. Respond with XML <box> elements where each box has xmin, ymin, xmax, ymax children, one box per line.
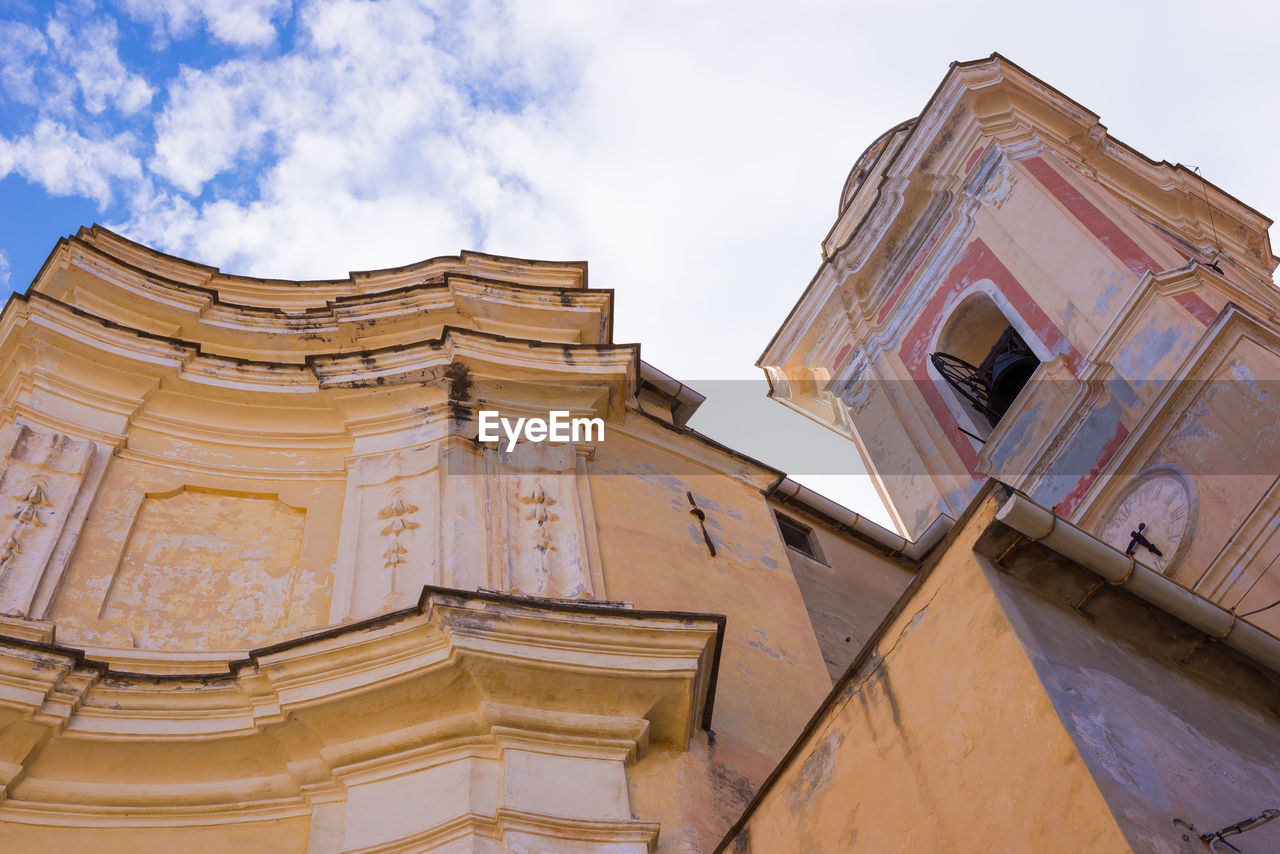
<box><xmin>761</xmin><ymin>55</ymin><xmax>1280</xmax><ymax>632</ymax></box>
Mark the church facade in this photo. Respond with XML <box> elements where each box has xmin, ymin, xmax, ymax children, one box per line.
<box><xmin>0</xmin><ymin>54</ymin><xmax>1278</xmax><ymax>853</ymax></box>
<box><xmin>0</xmin><ymin>224</ymin><xmax>916</xmax><ymax>851</ymax></box>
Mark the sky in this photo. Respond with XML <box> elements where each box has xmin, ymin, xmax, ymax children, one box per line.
<box><xmin>1</xmin><ymin>0</ymin><xmax>1277</xmax><ymax>532</ymax></box>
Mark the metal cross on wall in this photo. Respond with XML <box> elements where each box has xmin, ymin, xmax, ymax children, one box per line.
<box><xmin>687</xmin><ymin>491</ymin><xmax>717</xmax><ymax>558</ymax></box>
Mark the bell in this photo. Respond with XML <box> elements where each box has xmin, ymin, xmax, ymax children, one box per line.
<box><xmin>987</xmin><ymin>350</ymin><xmax>1039</xmax><ymax>420</ymax></box>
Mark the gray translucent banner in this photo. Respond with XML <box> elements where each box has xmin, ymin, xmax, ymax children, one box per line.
<box><xmin>439</xmin><ymin>377</ymin><xmax>1280</xmax><ymax>479</ymax></box>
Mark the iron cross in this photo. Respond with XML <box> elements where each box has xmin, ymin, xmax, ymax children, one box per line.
<box><xmin>687</xmin><ymin>491</ymin><xmax>717</xmax><ymax>557</ymax></box>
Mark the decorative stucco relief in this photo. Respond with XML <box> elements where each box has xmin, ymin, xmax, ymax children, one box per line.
<box><xmin>0</xmin><ymin>421</ymin><xmax>95</xmax><ymax>618</ymax></box>
<box><xmin>379</xmin><ymin>492</ymin><xmax>421</xmax><ymax>596</ymax></box>
<box><xmin>97</xmin><ymin>487</ymin><xmax>306</xmax><ymax>649</ymax></box>
<box><xmin>487</xmin><ymin>440</ymin><xmax>594</xmax><ymax>599</ymax></box>
<box><xmin>977</xmin><ymin>156</ymin><xmax>1017</xmax><ymax>209</ymax></box>
<box><xmin>333</xmin><ymin>445</ymin><xmax>439</xmax><ymax>621</ymax></box>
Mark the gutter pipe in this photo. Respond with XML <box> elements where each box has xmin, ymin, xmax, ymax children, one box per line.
<box><xmin>770</xmin><ymin>477</ymin><xmax>951</xmax><ymax>561</ymax></box>
<box><xmin>638</xmin><ymin>361</ymin><xmax>707</xmax><ymax>427</ymax></box>
<box><xmin>996</xmin><ymin>492</ymin><xmax>1280</xmax><ymax>676</ymax></box>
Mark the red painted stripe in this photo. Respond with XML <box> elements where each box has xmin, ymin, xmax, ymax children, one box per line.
<box><xmin>831</xmin><ymin>343</ymin><xmax>852</xmax><ymax>372</ymax></box>
<box><xmin>1053</xmin><ymin>422</ymin><xmax>1129</xmax><ymax>517</ymax></box>
<box><xmin>1173</xmin><ymin>292</ymin><xmax>1217</xmax><ymax>326</ymax></box>
<box><xmin>897</xmin><ymin>238</ymin><xmax>1082</xmax><ymax>474</ymax></box>
<box><xmin>876</xmin><ymin>212</ymin><xmax>953</xmax><ymax>326</ymax></box>
<box><xmin>964</xmin><ymin>145</ymin><xmax>986</xmax><ymax>175</ymax></box>
<box><xmin>1024</xmin><ymin>156</ymin><xmax>1161</xmax><ymax>279</ymax></box>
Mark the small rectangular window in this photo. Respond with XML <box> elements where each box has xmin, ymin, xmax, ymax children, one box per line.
<box><xmin>776</xmin><ymin>514</ymin><xmax>819</xmax><ymax>559</ymax></box>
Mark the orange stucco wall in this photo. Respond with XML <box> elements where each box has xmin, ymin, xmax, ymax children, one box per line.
<box><xmin>722</xmin><ymin>497</ymin><xmax>1132</xmax><ymax>853</ymax></box>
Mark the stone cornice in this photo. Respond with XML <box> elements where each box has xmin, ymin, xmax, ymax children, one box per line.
<box><xmin>0</xmin><ymin>288</ymin><xmax>768</xmax><ymax>484</ymax></box>
<box><xmin>74</xmin><ymin>225</ymin><xmax>588</xmax><ymax>299</ymax></box>
<box><xmin>0</xmin><ymin>587</ymin><xmax>723</xmax><ymax>822</ymax></box>
<box><xmin>330</xmin><ymin>808</ymin><xmax>661</xmax><ymax>854</ymax></box>
<box><xmin>29</xmin><ymin>236</ymin><xmax>612</xmax><ymax>362</ymax></box>
<box><xmin>309</xmin><ymin>326</ymin><xmax>638</xmax><ymax>393</ymax></box>
<box><xmin>0</xmin><ymin>294</ymin><xmax>639</xmax><ymax>436</ymax></box>
<box><xmin>11</xmin><ymin>234</ymin><xmax>754</xmax><ymax>461</ymax></box>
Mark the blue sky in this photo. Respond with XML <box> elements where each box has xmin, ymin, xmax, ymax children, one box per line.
<box><xmin>0</xmin><ymin>0</ymin><xmax>278</xmax><ymax>284</ymax></box>
<box><xmin>0</xmin><ymin>0</ymin><xmax>573</xmax><ymax>288</ymax></box>
<box><xmin>2</xmin><ymin>0</ymin><xmax>1277</xmax><ymax>527</ymax></box>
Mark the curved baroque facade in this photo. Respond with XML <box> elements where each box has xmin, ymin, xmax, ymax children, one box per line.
<box><xmin>0</xmin><ymin>227</ymin><xmax>909</xmax><ymax>852</ymax></box>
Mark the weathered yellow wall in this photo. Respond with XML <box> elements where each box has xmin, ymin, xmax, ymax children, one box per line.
<box><xmin>0</xmin><ymin>818</ymin><xmax>310</xmax><ymax>854</ymax></box>
<box><xmin>767</xmin><ymin>501</ymin><xmax>915</xmax><ymax>680</ymax></box>
<box><xmin>49</xmin><ymin>456</ymin><xmax>338</xmax><ymax>650</ymax></box>
<box><xmin>992</xmin><ymin>536</ymin><xmax>1280</xmax><ymax>854</ymax></box>
<box><xmin>722</xmin><ymin>498</ymin><xmax>1132</xmax><ymax>853</ymax></box>
<box><xmin>587</xmin><ymin>416</ymin><xmax>844</xmax><ymax>850</ymax></box>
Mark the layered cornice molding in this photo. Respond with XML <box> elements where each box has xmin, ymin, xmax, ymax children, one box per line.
<box><xmin>0</xmin><ymin>284</ymin><xmax>637</xmax><ymax>455</ymax></box>
<box><xmin>0</xmin><ymin>586</ymin><xmax>723</xmax><ymax>823</ymax></box>
<box><xmin>73</xmin><ymin>225</ymin><xmax>589</xmax><ymax>300</ymax></box>
<box><xmin>4</xmin><ymin>229</ymin><xmax>721</xmax><ymax>447</ymax></box>
<box><xmin>31</xmin><ymin>228</ymin><xmax>611</xmax><ymax>364</ymax></box>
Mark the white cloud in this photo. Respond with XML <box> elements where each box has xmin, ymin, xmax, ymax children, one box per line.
<box><xmin>125</xmin><ymin>0</ymin><xmax>1280</xmax><ymax>371</ymax></box>
<box><xmin>0</xmin><ymin>250</ymin><xmax>10</xmax><ymax>290</ymax></box>
<box><xmin>0</xmin><ymin>120</ymin><xmax>142</xmax><ymax>206</ymax></box>
<box><xmin>116</xmin><ymin>0</ymin><xmax>292</xmax><ymax>47</ymax></box>
<box><xmin>81</xmin><ymin>0</ymin><xmax>1280</xmax><ymax>525</ymax></box>
<box><xmin>46</xmin><ymin>1</ymin><xmax>154</xmax><ymax>115</ymax></box>
<box><xmin>149</xmin><ymin>61</ymin><xmax>276</xmax><ymax>194</ymax></box>
<box><xmin>0</xmin><ymin>21</ymin><xmax>48</xmax><ymax>106</ymax></box>
<box><xmin>132</xmin><ymin>0</ymin><xmax>579</xmax><ymax>274</ymax></box>
<box><xmin>122</xmin><ymin>0</ymin><xmax>882</xmax><ymax>388</ymax></box>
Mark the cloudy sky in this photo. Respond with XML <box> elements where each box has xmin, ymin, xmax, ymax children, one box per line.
<box><xmin>1</xmin><ymin>0</ymin><xmax>1276</xmax><ymax>531</ymax></box>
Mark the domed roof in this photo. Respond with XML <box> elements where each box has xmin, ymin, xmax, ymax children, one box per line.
<box><xmin>838</xmin><ymin>118</ymin><xmax>918</xmax><ymax>214</ymax></box>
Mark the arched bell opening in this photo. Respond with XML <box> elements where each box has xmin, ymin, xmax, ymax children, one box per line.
<box><xmin>929</xmin><ymin>292</ymin><xmax>1042</xmax><ymax>439</ymax></box>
